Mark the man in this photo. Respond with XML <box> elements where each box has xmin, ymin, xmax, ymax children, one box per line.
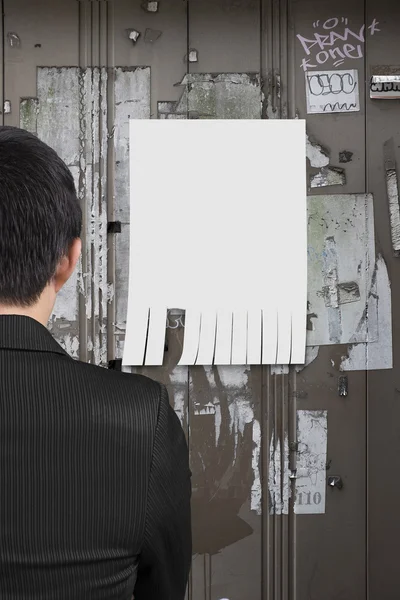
<box><xmin>0</xmin><ymin>126</ymin><xmax>192</xmax><ymax>599</ymax></box>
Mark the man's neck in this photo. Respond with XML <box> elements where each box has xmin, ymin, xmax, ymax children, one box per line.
<box><xmin>0</xmin><ymin>304</ymin><xmax>51</xmax><ymax>327</ymax></box>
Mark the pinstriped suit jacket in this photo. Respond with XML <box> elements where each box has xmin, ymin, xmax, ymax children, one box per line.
<box><xmin>0</xmin><ymin>315</ymin><xmax>191</xmax><ymax>600</ymax></box>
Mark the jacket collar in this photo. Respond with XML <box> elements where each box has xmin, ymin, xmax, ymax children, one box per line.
<box><xmin>0</xmin><ymin>315</ymin><xmax>69</xmax><ymax>357</ymax></box>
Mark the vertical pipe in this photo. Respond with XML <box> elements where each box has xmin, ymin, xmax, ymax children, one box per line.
<box><xmin>281</xmin><ymin>373</ymin><xmax>289</xmax><ymax>600</ymax></box>
<box><xmin>78</xmin><ymin>1</ymin><xmax>89</xmax><ymax>363</ymax></box>
<box><xmin>363</xmin><ymin>1</ymin><xmax>369</xmax><ymax>596</ymax></box>
<box><xmin>185</xmin><ymin>2</ymin><xmax>191</xmax><ymax>599</ymax></box>
<box><xmin>106</xmin><ymin>0</ymin><xmax>116</xmax><ymax>363</ymax></box>
<box><xmin>274</xmin><ymin>371</ymin><xmax>278</xmax><ymax>600</ymax></box>
<box><xmin>1</xmin><ymin>0</ymin><xmax>4</xmax><ymax>126</ymax></box>
<box><xmin>288</xmin><ymin>366</ymin><xmax>297</xmax><ymax>600</ymax></box>
<box><xmin>260</xmin><ymin>0</ymin><xmax>274</xmax><ymax>118</ymax></box>
<box><xmin>287</xmin><ymin>0</ymin><xmax>296</xmax><ymax>119</ymax></box>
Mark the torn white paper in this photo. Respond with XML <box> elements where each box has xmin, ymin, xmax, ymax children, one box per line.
<box><xmin>340</xmin><ymin>254</ymin><xmax>393</xmax><ymax>371</ymax></box>
<box><xmin>307</xmin><ymin>194</ymin><xmax>376</xmax><ymax>347</ymax></box>
<box><xmin>306</xmin><ymin>70</ymin><xmax>360</xmax><ymax>114</ymax></box>
<box><xmin>124</xmin><ymin>119</ymin><xmax>307</xmax><ymax>366</ymax></box>
<box><xmin>295</xmin><ymin>410</ymin><xmax>328</xmax><ymax>515</ymax></box>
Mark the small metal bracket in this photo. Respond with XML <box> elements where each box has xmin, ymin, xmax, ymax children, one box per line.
<box><xmin>108</xmin><ymin>359</ymin><xmax>122</xmax><ymax>371</ymax></box>
<box><xmin>107</xmin><ymin>221</ymin><xmax>122</xmax><ymax>234</ymax></box>
<box><xmin>338</xmin><ymin>375</ymin><xmax>348</xmax><ymax>397</ymax></box>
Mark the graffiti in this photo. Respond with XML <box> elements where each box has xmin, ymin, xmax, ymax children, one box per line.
<box><xmin>297</xmin><ymin>18</ymin><xmax>380</xmax><ymax>72</ymax></box>
<box><xmin>306</xmin><ymin>69</ymin><xmax>359</xmax><ymax>114</ymax></box>
<box><xmin>306</xmin><ymin>71</ymin><xmax>357</xmax><ymax>96</ymax></box>
<box><xmin>370</xmin><ymin>81</ymin><xmax>400</xmax><ymax>93</ymax></box>
<box><xmin>166</xmin><ymin>310</ymin><xmax>185</xmax><ymax>329</ymax></box>
<box><xmin>324</xmin><ymin>101</ymin><xmax>356</xmax><ymax>112</ymax></box>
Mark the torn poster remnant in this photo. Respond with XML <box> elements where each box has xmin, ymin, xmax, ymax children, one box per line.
<box><xmin>386</xmin><ymin>169</ymin><xmax>400</xmax><ymax>254</ymax></box>
<box><xmin>159</xmin><ymin>73</ymin><xmax>262</xmax><ymax>119</ymax></box>
<box><xmin>384</xmin><ymin>138</ymin><xmax>400</xmax><ymax>256</ymax></box>
<box><xmin>269</xmin><ymin>432</ymin><xmax>290</xmax><ymax>515</ymax></box>
<box><xmin>7</xmin><ymin>32</ymin><xmax>21</xmax><ymax>48</ymax></box>
<box><xmin>114</xmin><ymin>67</ymin><xmax>151</xmax><ymax>342</ymax></box>
<box><xmin>127</xmin><ymin>29</ymin><xmax>140</xmax><ymax>43</ymax></box>
<box><xmin>306</xmin><ymin>134</ymin><xmax>330</xmax><ymax>168</ymax></box>
<box><xmin>185</xmin><ymin>49</ymin><xmax>199</xmax><ymax>63</ymax></box>
<box><xmin>307</xmin><ymin>194</ymin><xmax>376</xmax><ymax>347</ymax></box>
<box><xmin>20</xmin><ymin>98</ymin><xmax>39</xmax><ymax>134</ymax></box>
<box><xmin>340</xmin><ymin>254</ymin><xmax>393</xmax><ymax>371</ymax></box>
<box><xmin>251</xmin><ymin>419</ymin><xmax>262</xmax><ymax>515</ymax></box>
<box><xmin>310</xmin><ymin>166</ymin><xmax>346</xmax><ymax>188</ymax></box>
<box><xmin>169</xmin><ymin>367</ymin><xmax>188</xmax><ymax>426</ymax></box>
<box><xmin>295</xmin><ymin>410</ymin><xmax>328</xmax><ymax>515</ymax></box>
<box><xmin>370</xmin><ymin>74</ymin><xmax>400</xmax><ymax>99</ymax></box>
<box><xmin>141</xmin><ymin>1</ymin><xmax>159</xmax><ymax>12</ymax></box>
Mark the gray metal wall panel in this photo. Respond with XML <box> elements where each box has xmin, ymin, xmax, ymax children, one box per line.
<box><xmin>365</xmin><ymin>0</ymin><xmax>400</xmax><ymax>597</ymax></box>
<box><xmin>292</xmin><ymin>1</ymin><xmax>367</xmax><ymax>598</ymax></box>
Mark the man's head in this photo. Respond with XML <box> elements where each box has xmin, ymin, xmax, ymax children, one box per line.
<box><xmin>0</xmin><ymin>126</ymin><xmax>82</xmax><ymax>323</ymax></box>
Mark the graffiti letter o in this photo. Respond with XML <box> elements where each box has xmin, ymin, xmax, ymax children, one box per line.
<box><xmin>316</xmin><ymin>51</ymin><xmax>329</xmax><ymax>64</ymax></box>
<box><xmin>323</xmin><ymin>17</ymin><xmax>339</xmax><ymax>29</ymax></box>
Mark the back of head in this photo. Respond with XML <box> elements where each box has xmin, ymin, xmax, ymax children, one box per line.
<box><xmin>0</xmin><ymin>126</ymin><xmax>82</xmax><ymax>307</ymax></box>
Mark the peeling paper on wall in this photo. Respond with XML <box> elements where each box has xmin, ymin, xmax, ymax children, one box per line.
<box><xmin>306</xmin><ymin>134</ymin><xmax>329</xmax><ymax>168</ymax></box>
<box><xmin>307</xmin><ymin>194</ymin><xmax>376</xmax><ymax>347</ymax></box>
<box><xmin>124</xmin><ymin>119</ymin><xmax>307</xmax><ymax>367</ymax></box>
<box><xmin>310</xmin><ymin>166</ymin><xmax>346</xmax><ymax>188</ymax></box>
<box><xmin>169</xmin><ymin>367</ymin><xmax>188</xmax><ymax>426</ymax></box>
<box><xmin>24</xmin><ymin>67</ymin><xmax>114</xmax><ymax>363</ymax></box>
<box><xmin>268</xmin><ymin>432</ymin><xmax>290</xmax><ymax>515</ymax></box>
<box><xmin>340</xmin><ymin>254</ymin><xmax>393</xmax><ymax>371</ymax></box>
<box><xmin>384</xmin><ymin>138</ymin><xmax>400</xmax><ymax>256</ymax></box>
<box><xmin>35</xmin><ymin>68</ymin><xmax>81</xmax><ymax>327</ymax></box>
<box><xmin>114</xmin><ymin>67</ymin><xmax>151</xmax><ymax>340</ymax></box>
<box><xmin>295</xmin><ymin>410</ymin><xmax>328</xmax><ymax>515</ymax></box>
<box><xmin>159</xmin><ymin>73</ymin><xmax>263</xmax><ymax>119</ymax></box>
<box><xmin>251</xmin><ymin>419</ymin><xmax>262</xmax><ymax>515</ymax></box>
<box><xmin>267</xmin><ymin>410</ymin><xmax>327</xmax><ymax>515</ymax></box>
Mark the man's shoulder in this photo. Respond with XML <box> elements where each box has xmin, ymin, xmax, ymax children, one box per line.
<box><xmin>64</xmin><ymin>357</ymin><xmax>163</xmax><ymax>419</ymax></box>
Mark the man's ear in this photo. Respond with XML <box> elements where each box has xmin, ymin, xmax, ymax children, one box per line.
<box><xmin>54</xmin><ymin>238</ymin><xmax>82</xmax><ymax>293</ymax></box>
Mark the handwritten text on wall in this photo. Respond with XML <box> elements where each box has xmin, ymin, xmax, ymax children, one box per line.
<box><xmin>297</xmin><ymin>17</ymin><xmax>380</xmax><ymax>72</ymax></box>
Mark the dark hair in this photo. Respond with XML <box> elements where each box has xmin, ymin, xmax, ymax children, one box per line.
<box><xmin>0</xmin><ymin>126</ymin><xmax>82</xmax><ymax>306</ymax></box>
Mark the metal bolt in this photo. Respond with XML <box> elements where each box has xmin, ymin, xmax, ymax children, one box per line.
<box><xmin>328</xmin><ymin>475</ymin><xmax>343</xmax><ymax>490</ymax></box>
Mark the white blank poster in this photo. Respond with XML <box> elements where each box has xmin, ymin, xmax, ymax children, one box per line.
<box><xmin>123</xmin><ymin>119</ymin><xmax>307</xmax><ymax>366</ymax></box>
